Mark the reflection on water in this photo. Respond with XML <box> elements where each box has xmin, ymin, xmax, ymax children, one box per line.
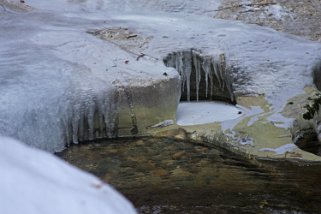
<box><xmin>58</xmin><ymin>138</ymin><xmax>321</xmax><ymax>214</ymax></box>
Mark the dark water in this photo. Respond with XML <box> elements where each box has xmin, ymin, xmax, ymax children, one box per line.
<box><xmin>57</xmin><ymin>138</ymin><xmax>321</xmax><ymax>214</ymax></box>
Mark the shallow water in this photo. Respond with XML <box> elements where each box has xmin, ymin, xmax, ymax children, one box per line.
<box><xmin>58</xmin><ymin>138</ymin><xmax>321</xmax><ymax>214</ymax></box>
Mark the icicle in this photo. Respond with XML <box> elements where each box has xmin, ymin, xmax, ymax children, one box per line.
<box><xmin>112</xmin><ymin>90</ymin><xmax>120</xmax><ymax>137</ymax></box>
<box><xmin>219</xmin><ymin>53</ymin><xmax>235</xmax><ymax>103</ymax></box>
<box><xmin>219</xmin><ymin>53</ymin><xmax>226</xmax><ymax>90</ymax></box>
<box><xmin>163</xmin><ymin>50</ymin><xmax>235</xmax><ymax>103</ymax></box>
<box><xmin>177</xmin><ymin>52</ymin><xmax>186</xmax><ymax>93</ymax></box>
<box><xmin>182</xmin><ymin>50</ymin><xmax>192</xmax><ymax>101</ymax></box>
<box><xmin>72</xmin><ymin>115</ymin><xmax>79</xmax><ymax>144</ymax></box>
<box><xmin>97</xmin><ymin>98</ymin><xmax>106</xmax><ymax>138</ymax></box>
<box><xmin>63</xmin><ymin>118</ymin><xmax>72</xmax><ymax>147</ymax></box>
<box><xmin>202</xmin><ymin>57</ymin><xmax>211</xmax><ymax>99</ymax></box>
<box><xmin>78</xmin><ymin>114</ymin><xmax>85</xmax><ymax>142</ymax></box>
<box><xmin>212</xmin><ymin>59</ymin><xmax>222</xmax><ymax>89</ymax></box>
<box><xmin>87</xmin><ymin>100</ymin><xmax>95</xmax><ymax>141</ymax></box>
<box><xmin>104</xmin><ymin>102</ymin><xmax>116</xmax><ymax>138</ymax></box>
<box><xmin>192</xmin><ymin>51</ymin><xmax>201</xmax><ymax>102</ymax></box>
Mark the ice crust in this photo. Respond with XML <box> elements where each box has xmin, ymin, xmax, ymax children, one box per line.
<box><xmin>177</xmin><ymin>102</ymin><xmax>242</xmax><ymax>126</ymax></box>
<box><xmin>0</xmin><ymin>136</ymin><xmax>136</xmax><ymax>214</ymax></box>
<box><xmin>1</xmin><ymin>0</ymin><xmax>321</xmax><ymax>151</ymax></box>
<box><xmin>0</xmin><ymin>5</ymin><xmax>179</xmax><ymax>151</ymax></box>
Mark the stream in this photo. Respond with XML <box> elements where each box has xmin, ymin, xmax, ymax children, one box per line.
<box><xmin>58</xmin><ymin>137</ymin><xmax>321</xmax><ymax>214</ymax></box>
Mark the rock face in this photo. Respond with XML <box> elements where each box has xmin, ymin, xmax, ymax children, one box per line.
<box><xmin>1</xmin><ymin>0</ymin><xmax>321</xmax><ymax>161</ymax></box>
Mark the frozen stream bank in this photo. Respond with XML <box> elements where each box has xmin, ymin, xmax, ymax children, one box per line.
<box><xmin>1</xmin><ymin>0</ymin><xmax>321</xmax><ymax>161</ymax></box>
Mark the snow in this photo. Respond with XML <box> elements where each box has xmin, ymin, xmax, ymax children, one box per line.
<box><xmin>176</xmin><ymin>101</ymin><xmax>242</xmax><ymax>126</ymax></box>
<box><xmin>0</xmin><ymin>136</ymin><xmax>136</xmax><ymax>214</ymax></box>
<box><xmin>26</xmin><ymin>0</ymin><xmax>221</xmax><ymax>15</ymax></box>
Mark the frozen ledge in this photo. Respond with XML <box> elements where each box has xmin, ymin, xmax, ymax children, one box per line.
<box><xmin>1</xmin><ymin>3</ymin><xmax>321</xmax><ymax>162</ymax></box>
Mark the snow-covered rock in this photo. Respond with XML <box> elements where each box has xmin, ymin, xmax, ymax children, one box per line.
<box><xmin>0</xmin><ymin>136</ymin><xmax>136</xmax><ymax>214</ymax></box>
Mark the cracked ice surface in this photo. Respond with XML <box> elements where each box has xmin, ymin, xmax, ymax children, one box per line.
<box><xmin>1</xmin><ymin>0</ymin><xmax>321</xmax><ymax>151</ymax></box>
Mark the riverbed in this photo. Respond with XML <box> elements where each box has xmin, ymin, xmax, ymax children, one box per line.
<box><xmin>58</xmin><ymin>137</ymin><xmax>321</xmax><ymax>214</ymax></box>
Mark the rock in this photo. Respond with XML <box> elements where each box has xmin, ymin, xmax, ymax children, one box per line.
<box><xmin>172</xmin><ymin>151</ymin><xmax>187</xmax><ymax>160</ymax></box>
<box><xmin>170</xmin><ymin>167</ymin><xmax>191</xmax><ymax>177</ymax></box>
<box><xmin>151</xmin><ymin>168</ymin><xmax>168</xmax><ymax>177</ymax></box>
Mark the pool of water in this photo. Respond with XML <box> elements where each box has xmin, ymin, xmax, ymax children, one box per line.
<box><xmin>57</xmin><ymin>138</ymin><xmax>321</xmax><ymax>214</ymax></box>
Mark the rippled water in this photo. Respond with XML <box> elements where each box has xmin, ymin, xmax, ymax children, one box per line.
<box><xmin>58</xmin><ymin>138</ymin><xmax>321</xmax><ymax>214</ymax></box>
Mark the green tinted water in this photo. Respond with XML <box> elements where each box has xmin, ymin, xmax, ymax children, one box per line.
<box><xmin>58</xmin><ymin>138</ymin><xmax>321</xmax><ymax>214</ymax></box>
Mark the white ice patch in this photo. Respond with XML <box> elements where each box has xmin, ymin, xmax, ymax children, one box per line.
<box><xmin>151</xmin><ymin>119</ymin><xmax>174</xmax><ymax>128</ymax></box>
<box><xmin>246</xmin><ymin>106</ymin><xmax>265</xmax><ymax>126</ymax></box>
<box><xmin>266</xmin><ymin>4</ymin><xmax>292</xmax><ymax>20</ymax></box>
<box><xmin>259</xmin><ymin>143</ymin><xmax>297</xmax><ymax>155</ymax></box>
<box><xmin>176</xmin><ymin>101</ymin><xmax>242</xmax><ymax>126</ymax></box>
<box><xmin>268</xmin><ymin>113</ymin><xmax>295</xmax><ymax>129</ymax></box>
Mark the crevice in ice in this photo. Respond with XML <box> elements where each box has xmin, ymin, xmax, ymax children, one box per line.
<box><xmin>313</xmin><ymin>61</ymin><xmax>321</xmax><ymax>91</ymax></box>
<box><xmin>163</xmin><ymin>49</ymin><xmax>236</xmax><ymax>104</ymax></box>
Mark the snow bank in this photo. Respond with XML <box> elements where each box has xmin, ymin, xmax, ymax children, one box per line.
<box><xmin>0</xmin><ymin>136</ymin><xmax>136</xmax><ymax>214</ymax></box>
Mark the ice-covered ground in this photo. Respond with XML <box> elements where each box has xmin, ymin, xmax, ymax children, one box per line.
<box><xmin>177</xmin><ymin>102</ymin><xmax>242</xmax><ymax>126</ymax></box>
<box><xmin>0</xmin><ymin>136</ymin><xmax>136</xmax><ymax>214</ymax></box>
<box><xmin>1</xmin><ymin>0</ymin><xmax>321</xmax><ymax>153</ymax></box>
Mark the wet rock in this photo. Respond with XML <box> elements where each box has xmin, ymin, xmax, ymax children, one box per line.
<box><xmin>171</xmin><ymin>167</ymin><xmax>191</xmax><ymax>177</ymax></box>
<box><xmin>151</xmin><ymin>168</ymin><xmax>168</xmax><ymax>177</ymax></box>
<box><xmin>172</xmin><ymin>151</ymin><xmax>187</xmax><ymax>160</ymax></box>
<box><xmin>155</xmin><ymin>128</ymin><xmax>188</xmax><ymax>141</ymax></box>
<box><xmin>194</xmin><ymin>146</ymin><xmax>209</xmax><ymax>153</ymax></box>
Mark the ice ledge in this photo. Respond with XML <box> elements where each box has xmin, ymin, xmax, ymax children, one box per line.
<box><xmin>2</xmin><ymin>2</ymin><xmax>321</xmax><ymax>159</ymax></box>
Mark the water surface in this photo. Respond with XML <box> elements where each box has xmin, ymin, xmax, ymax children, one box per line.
<box><xmin>58</xmin><ymin>137</ymin><xmax>321</xmax><ymax>214</ymax></box>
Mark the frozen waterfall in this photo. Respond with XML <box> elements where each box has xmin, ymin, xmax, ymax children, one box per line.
<box><xmin>163</xmin><ymin>49</ymin><xmax>236</xmax><ymax>103</ymax></box>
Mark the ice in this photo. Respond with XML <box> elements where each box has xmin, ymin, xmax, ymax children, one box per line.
<box><xmin>260</xmin><ymin>143</ymin><xmax>297</xmax><ymax>155</ymax></box>
<box><xmin>176</xmin><ymin>101</ymin><xmax>242</xmax><ymax>126</ymax></box>
<box><xmin>193</xmin><ymin>50</ymin><xmax>201</xmax><ymax>101</ymax></box>
<box><xmin>164</xmin><ymin>50</ymin><xmax>235</xmax><ymax>103</ymax></box>
<box><xmin>0</xmin><ymin>7</ymin><xmax>180</xmax><ymax>151</ymax></box>
<box><xmin>0</xmin><ymin>136</ymin><xmax>136</xmax><ymax>214</ymax></box>
<box><xmin>150</xmin><ymin>120</ymin><xmax>174</xmax><ymax>128</ymax></box>
<box><xmin>202</xmin><ymin>57</ymin><xmax>211</xmax><ymax>98</ymax></box>
<box><xmin>1</xmin><ymin>0</ymin><xmax>321</xmax><ymax>152</ymax></box>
